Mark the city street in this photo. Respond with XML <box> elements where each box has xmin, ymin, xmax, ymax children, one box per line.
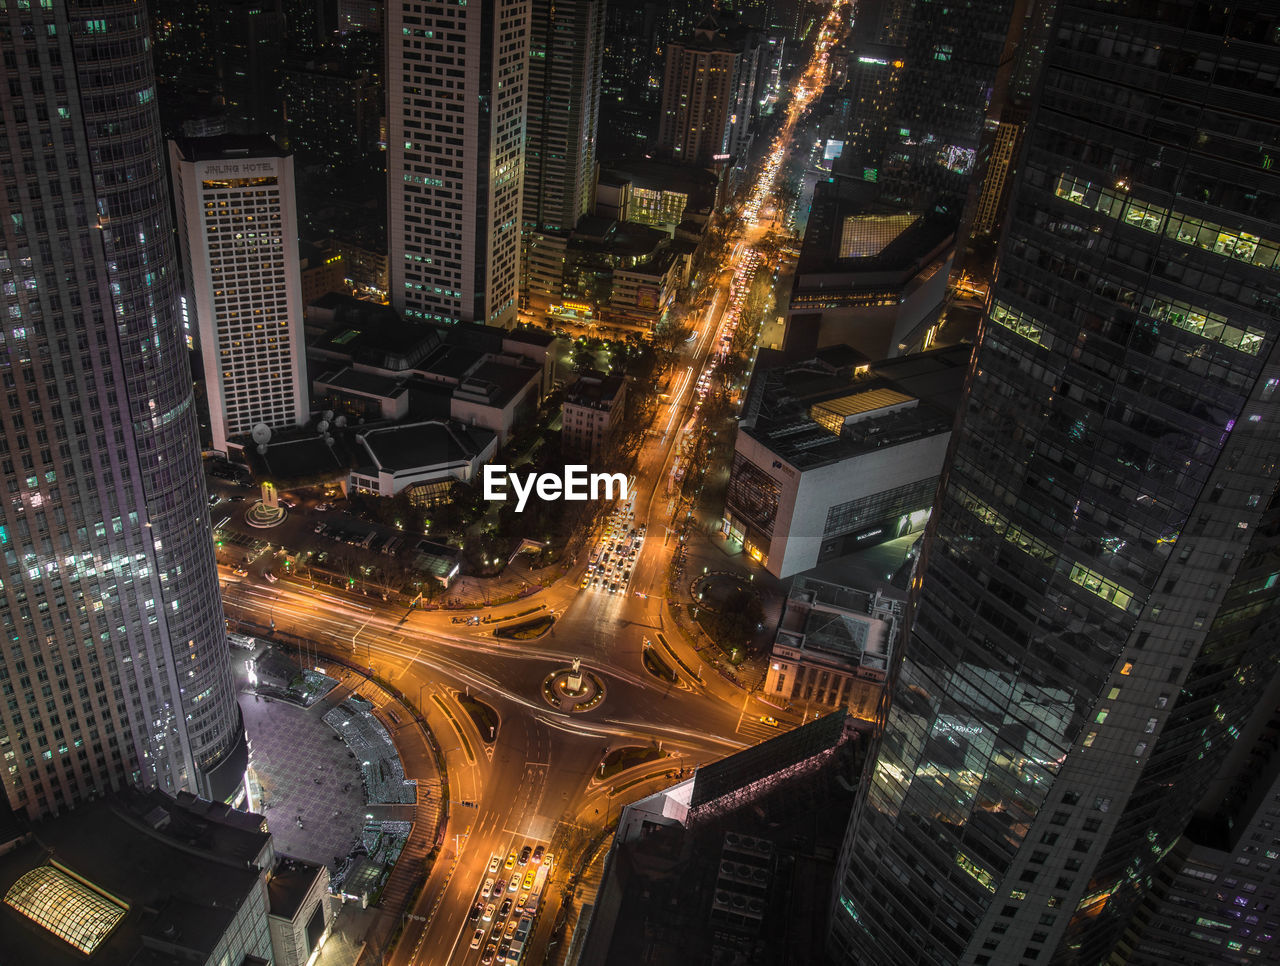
<box><xmin>218</xmin><ymin>10</ymin><xmax>847</xmax><ymax>965</ymax></box>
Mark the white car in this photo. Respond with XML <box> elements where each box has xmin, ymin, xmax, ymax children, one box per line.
<box><xmin>471</xmin><ymin>929</ymin><xmax>485</xmax><ymax>950</ymax></box>
<box><xmin>488</xmin><ymin>856</ymin><xmax>501</xmax><ymax>875</ymax></box>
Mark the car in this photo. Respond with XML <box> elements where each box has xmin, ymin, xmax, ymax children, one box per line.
<box><xmin>232</xmin><ymin>568</ymin><xmax>249</xmax><ymax>577</ymax></box>
<box><xmin>580</xmin><ymin>575</ymin><xmax>590</xmax><ymax>589</ymax></box>
<box><xmin>483</xmin><ymin>877</ymin><xmax>495</xmax><ymax>898</ymax></box>
<box><xmin>493</xmin><ymin>878</ymin><xmax>505</xmax><ymax>897</ymax></box>
<box><xmin>471</xmin><ymin>929</ymin><xmax>485</xmax><ymax>950</ymax></box>
<box><xmin>509</xmin><ymin>874</ymin><xmax>520</xmax><ymax>893</ymax></box>
<box><xmin>542</xmin><ymin>852</ymin><xmax>553</xmax><ymax>869</ymax></box>
<box><xmin>498</xmin><ymin>898</ymin><xmax>512</xmax><ymax>919</ymax></box>
<box><xmin>760</xmin><ymin>715</ymin><xmax>780</xmax><ymax>727</ymax></box>
<box><xmin>208</xmin><ymin>494</ymin><xmax>220</xmax><ymax>506</ymax></box>
<box><xmin>264</xmin><ymin>572</ymin><xmax>278</xmax><ymax>583</ymax></box>
<box><xmin>483</xmin><ymin>903</ymin><xmax>495</xmax><ymax>922</ymax></box>
<box><xmin>505</xmin><ymin>850</ymin><xmax>517</xmax><ymax>870</ymax></box>
<box><xmin>519</xmin><ymin>845</ymin><xmax>531</xmax><ymax>866</ymax></box>
<box><xmin>506</xmin><ymin>916</ymin><xmax>521</xmax><ymax>936</ymax></box>
<box><xmin>482</xmin><ymin>944</ymin><xmax>497</xmax><ymax>965</ymax></box>
<box><xmin>469</xmin><ymin>902</ymin><xmax>484</xmax><ymax>922</ymax></box>
<box><xmin>531</xmin><ymin>845</ymin><xmax>544</xmax><ymax>864</ymax></box>
<box><xmin>488</xmin><ymin>856</ymin><xmax>501</xmax><ymax>875</ymax></box>
<box><xmin>315</xmin><ymin>502</ymin><xmax>331</xmax><ymax>512</ymax></box>
<box><xmin>497</xmin><ymin>941</ymin><xmax>511</xmax><ymax>963</ymax></box>
<box><xmin>313</xmin><ymin>523</ymin><xmax>325</xmax><ymax>534</ymax></box>
<box><xmin>522</xmin><ymin>870</ymin><xmax>535</xmax><ymax>891</ymax></box>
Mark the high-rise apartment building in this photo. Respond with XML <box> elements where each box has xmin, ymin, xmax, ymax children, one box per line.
<box><xmin>598</xmin><ymin>1</ymin><xmax>663</xmax><ymax>159</ymax></box>
<box><xmin>832</xmin><ymin>3</ymin><xmax>1280</xmax><ymax>964</ymax></box>
<box><xmin>0</xmin><ymin>1</ymin><xmax>246</xmax><ymax>818</ymax></box>
<box><xmin>656</xmin><ymin>15</ymin><xmax>759</xmax><ymax>167</ymax></box>
<box><xmin>170</xmin><ymin>136</ymin><xmax>311</xmax><ymax>455</ymax></box>
<box><xmin>387</xmin><ymin>0</ymin><xmax>531</xmax><ymax>328</ymax></box>
<box><xmin>520</xmin><ymin>0</ymin><xmax>604</xmax><ymax>318</ymax></box>
<box><xmin>874</xmin><ymin>0</ymin><xmax>1014</xmax><ymax>206</ymax></box>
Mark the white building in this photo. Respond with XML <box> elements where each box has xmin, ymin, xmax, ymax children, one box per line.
<box><xmin>722</xmin><ymin>346</ymin><xmax>968</xmax><ymax>578</ymax></box>
<box><xmin>388</xmin><ymin>0</ymin><xmax>530</xmax><ymax>328</ymax></box>
<box><xmin>169</xmin><ymin>136</ymin><xmax>310</xmax><ymax>455</ymax></box>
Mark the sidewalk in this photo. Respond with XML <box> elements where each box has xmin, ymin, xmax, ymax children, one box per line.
<box><xmin>229</xmin><ymin>622</ymin><xmax>448</xmax><ymax>966</ymax></box>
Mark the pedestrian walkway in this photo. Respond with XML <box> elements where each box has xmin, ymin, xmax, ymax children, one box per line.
<box><xmin>231</xmin><ymin>639</ymin><xmax>445</xmax><ymax>966</ymax></box>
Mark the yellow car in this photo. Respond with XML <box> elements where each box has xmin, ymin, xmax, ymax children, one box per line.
<box><xmin>760</xmin><ymin>715</ymin><xmax>780</xmax><ymax>728</ymax></box>
<box><xmin>522</xmin><ymin>870</ymin><xmax>535</xmax><ymax>891</ymax></box>
<box><xmin>504</xmin><ymin>851</ymin><xmax>517</xmax><ymax>871</ymax></box>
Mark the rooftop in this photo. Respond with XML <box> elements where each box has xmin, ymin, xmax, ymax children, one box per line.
<box><xmin>267</xmin><ymin>856</ymin><xmax>326</xmax><ymax>921</ymax></box>
<box><xmin>738</xmin><ymin>345</ymin><xmax>968</xmax><ymax>470</ymax></box>
<box><xmin>359</xmin><ymin>420</ymin><xmax>495</xmax><ymax>474</ymax></box>
<box><xmin>0</xmin><ymin>791</ymin><xmax>269</xmax><ymax>966</ymax></box>
<box><xmin>171</xmin><ymin>133</ymin><xmax>289</xmax><ymax>162</ymax></box>
<box><xmin>565</xmin><ymin>372</ymin><xmax>627</xmax><ymax>410</ymax></box>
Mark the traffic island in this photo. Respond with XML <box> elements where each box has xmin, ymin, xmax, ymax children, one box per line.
<box><xmin>641</xmin><ymin>644</ymin><xmax>678</xmax><ymax>683</ymax></box>
<box><xmin>542</xmin><ymin>660</ymin><xmax>606</xmax><ymax>713</ymax></box>
<box><xmin>689</xmin><ymin>572</ymin><xmax>764</xmax><ymax>661</ymax></box>
<box><xmin>493</xmin><ymin>613</ymin><xmax>555</xmax><ymax>640</ymax></box>
<box><xmin>455</xmin><ymin>691</ymin><xmax>500</xmax><ymax>744</ymax></box>
<box><xmin>595</xmin><ymin>745</ymin><xmax>663</xmax><ymax>782</ymax></box>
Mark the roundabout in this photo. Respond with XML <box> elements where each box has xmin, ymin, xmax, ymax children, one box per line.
<box><xmin>542</xmin><ymin>658</ymin><xmax>606</xmax><ymax>713</ymax></box>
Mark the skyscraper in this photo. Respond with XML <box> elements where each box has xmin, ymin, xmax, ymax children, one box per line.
<box><xmin>655</xmin><ymin>15</ymin><xmax>759</xmax><ymax>167</ymax></box>
<box><xmin>170</xmin><ymin>136</ymin><xmax>311</xmax><ymax>455</ymax></box>
<box><xmin>387</xmin><ymin>0</ymin><xmax>530</xmax><ymax>328</ymax></box>
<box><xmin>520</xmin><ymin>0</ymin><xmax>604</xmax><ymax>319</ymax></box>
<box><xmin>0</xmin><ymin>1</ymin><xmax>246</xmax><ymax>817</ymax></box>
<box><xmin>832</xmin><ymin>2</ymin><xmax>1280</xmax><ymax>963</ymax></box>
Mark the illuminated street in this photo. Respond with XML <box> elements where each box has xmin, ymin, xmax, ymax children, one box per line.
<box><xmin>216</xmin><ymin>10</ymin><xmax>851</xmax><ymax>965</ymax></box>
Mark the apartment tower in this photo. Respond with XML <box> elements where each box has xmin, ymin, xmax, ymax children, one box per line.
<box><xmin>520</xmin><ymin>0</ymin><xmax>604</xmax><ymax>318</ymax></box>
<box><xmin>0</xmin><ymin>0</ymin><xmax>246</xmax><ymax>817</ymax></box>
<box><xmin>388</xmin><ymin>0</ymin><xmax>531</xmax><ymax>328</ymax></box>
<box><xmin>170</xmin><ymin>136</ymin><xmax>311</xmax><ymax>455</ymax></box>
<box><xmin>832</xmin><ymin>2</ymin><xmax>1280</xmax><ymax>964</ymax></box>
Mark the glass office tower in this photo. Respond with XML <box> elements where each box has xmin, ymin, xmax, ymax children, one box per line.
<box><xmin>0</xmin><ymin>1</ymin><xmax>245</xmax><ymax>817</ymax></box>
<box><xmin>831</xmin><ymin>3</ymin><xmax>1280</xmax><ymax>964</ymax></box>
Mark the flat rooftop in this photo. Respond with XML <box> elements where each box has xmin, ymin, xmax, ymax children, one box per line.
<box><xmin>172</xmin><ymin>133</ymin><xmax>288</xmax><ymax>162</ymax></box>
<box><xmin>360</xmin><ymin>420</ymin><xmax>495</xmax><ymax>473</ymax></box>
<box><xmin>739</xmin><ymin>344</ymin><xmax>969</xmax><ymax>470</ymax></box>
<box><xmin>565</xmin><ymin>372</ymin><xmax>626</xmax><ymax>410</ymax></box>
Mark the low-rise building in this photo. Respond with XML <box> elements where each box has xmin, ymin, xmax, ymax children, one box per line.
<box><xmin>562</xmin><ymin>371</ymin><xmax>627</xmax><ymax>456</ymax></box>
<box><xmin>0</xmin><ymin>790</ymin><xmax>332</xmax><ymax>966</ymax></box>
<box><xmin>722</xmin><ymin>344</ymin><xmax>968</xmax><ymax>578</ymax></box>
<box><xmin>784</xmin><ymin>180</ymin><xmax>956</xmax><ymax>360</ymax></box>
<box><xmin>349</xmin><ymin>420</ymin><xmax>497</xmax><ymax>496</ymax></box>
<box><xmin>309</xmin><ymin>303</ymin><xmax>545</xmax><ymax>443</ymax></box>
<box><xmin>764</xmin><ymin>578</ymin><xmax>904</xmax><ymax>720</ymax></box>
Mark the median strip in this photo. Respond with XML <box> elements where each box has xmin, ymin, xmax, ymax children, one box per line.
<box><xmin>655</xmin><ymin>632</ymin><xmax>703</xmax><ymax>684</ymax></box>
<box><xmin>431</xmin><ymin>694</ymin><xmax>475</xmax><ymax>764</ymax></box>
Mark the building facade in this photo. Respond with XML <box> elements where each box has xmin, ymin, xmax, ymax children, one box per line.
<box><xmin>0</xmin><ymin>1</ymin><xmax>246</xmax><ymax>817</ymax></box>
<box><xmin>561</xmin><ymin>372</ymin><xmax>626</xmax><ymax>456</ymax></box>
<box><xmin>170</xmin><ymin>136</ymin><xmax>311</xmax><ymax>455</ymax></box>
<box><xmin>520</xmin><ymin>0</ymin><xmax>604</xmax><ymax>318</ymax></box>
<box><xmin>656</xmin><ymin>15</ymin><xmax>757</xmax><ymax>167</ymax></box>
<box><xmin>832</xmin><ymin>4</ymin><xmax>1280</xmax><ymax>964</ymax></box>
<box><xmin>764</xmin><ymin>579</ymin><xmax>904</xmax><ymax>721</ymax></box>
<box><xmin>723</xmin><ymin>347</ymin><xmax>966</xmax><ymax>578</ymax></box>
<box><xmin>388</xmin><ymin>0</ymin><xmax>530</xmax><ymax>327</ymax></box>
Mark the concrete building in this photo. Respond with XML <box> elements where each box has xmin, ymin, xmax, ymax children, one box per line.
<box><xmin>562</xmin><ymin>372</ymin><xmax>627</xmax><ymax>456</ymax></box>
<box><xmin>0</xmin><ymin>790</ymin><xmax>333</xmax><ymax>966</ymax></box>
<box><xmin>308</xmin><ymin>306</ymin><xmax>545</xmax><ymax>443</ymax></box>
<box><xmin>722</xmin><ymin>346</ymin><xmax>968</xmax><ymax>578</ymax></box>
<box><xmin>170</xmin><ymin>135</ymin><xmax>311</xmax><ymax>455</ymax></box>
<box><xmin>521</xmin><ymin>0</ymin><xmax>604</xmax><ymax>314</ymax></box>
<box><xmin>656</xmin><ymin>14</ymin><xmax>760</xmax><ymax>167</ymax></box>
<box><xmin>764</xmin><ymin>579</ymin><xmax>904</xmax><ymax>721</ymax></box>
<box><xmin>557</xmin><ymin>218</ymin><xmax>693</xmax><ymax>333</ymax></box>
<box><xmin>595</xmin><ymin>160</ymin><xmax>719</xmax><ymax>239</ymax></box>
<box><xmin>784</xmin><ymin>181</ymin><xmax>956</xmax><ymax>361</ymax></box>
<box><xmin>0</xmin><ymin>0</ymin><xmax>247</xmax><ymax>818</ymax></box>
<box><xmin>350</xmin><ymin>420</ymin><xmax>497</xmax><ymax>497</ymax></box>
<box><xmin>388</xmin><ymin>0</ymin><xmax>530</xmax><ymax>327</ymax></box>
